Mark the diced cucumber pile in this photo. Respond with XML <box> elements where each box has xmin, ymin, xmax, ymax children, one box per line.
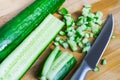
<box><xmin>39</xmin><ymin>46</ymin><xmax>77</xmax><ymax>80</ymax></box>
<box><xmin>54</xmin><ymin>5</ymin><xmax>103</xmax><ymax>53</ymax></box>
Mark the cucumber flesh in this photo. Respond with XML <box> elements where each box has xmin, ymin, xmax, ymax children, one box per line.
<box><xmin>68</xmin><ymin>40</ymin><xmax>78</xmax><ymax>52</ymax></box>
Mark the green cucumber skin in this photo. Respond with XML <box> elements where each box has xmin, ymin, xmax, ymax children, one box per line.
<box><xmin>46</xmin><ymin>52</ymin><xmax>77</xmax><ymax>80</ymax></box>
<box><xmin>53</xmin><ymin>57</ymin><xmax>77</xmax><ymax>80</ymax></box>
<box><xmin>0</xmin><ymin>14</ymin><xmax>64</xmax><ymax>80</ymax></box>
<box><xmin>0</xmin><ymin>0</ymin><xmax>65</xmax><ymax>62</ymax></box>
<box><xmin>54</xmin><ymin>51</ymin><xmax>62</xmax><ymax>61</ymax></box>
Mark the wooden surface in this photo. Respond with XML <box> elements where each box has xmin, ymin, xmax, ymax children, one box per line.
<box><xmin>0</xmin><ymin>0</ymin><xmax>120</xmax><ymax>80</ymax></box>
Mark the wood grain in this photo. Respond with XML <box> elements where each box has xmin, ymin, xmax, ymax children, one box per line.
<box><xmin>0</xmin><ymin>0</ymin><xmax>120</xmax><ymax>80</ymax></box>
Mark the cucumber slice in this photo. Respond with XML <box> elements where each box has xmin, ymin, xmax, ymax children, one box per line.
<box><xmin>76</xmin><ymin>28</ymin><xmax>85</xmax><ymax>38</ymax></box>
<box><xmin>62</xmin><ymin>42</ymin><xmax>69</xmax><ymax>49</ymax></box>
<box><xmin>41</xmin><ymin>46</ymin><xmax>60</xmax><ymax>77</ymax></box>
<box><xmin>68</xmin><ymin>40</ymin><xmax>78</xmax><ymax>52</ymax></box>
<box><xmin>58</xmin><ymin>8</ymin><xmax>68</xmax><ymax>15</ymax></box>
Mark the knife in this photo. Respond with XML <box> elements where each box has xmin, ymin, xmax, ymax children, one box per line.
<box><xmin>71</xmin><ymin>14</ymin><xmax>114</xmax><ymax>80</ymax></box>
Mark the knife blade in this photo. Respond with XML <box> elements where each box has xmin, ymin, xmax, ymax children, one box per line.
<box><xmin>71</xmin><ymin>14</ymin><xmax>114</xmax><ymax>80</ymax></box>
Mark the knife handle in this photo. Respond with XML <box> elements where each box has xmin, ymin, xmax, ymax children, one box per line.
<box><xmin>71</xmin><ymin>60</ymin><xmax>91</xmax><ymax>80</ymax></box>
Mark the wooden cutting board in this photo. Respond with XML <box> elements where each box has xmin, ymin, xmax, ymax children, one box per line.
<box><xmin>0</xmin><ymin>0</ymin><xmax>120</xmax><ymax>80</ymax></box>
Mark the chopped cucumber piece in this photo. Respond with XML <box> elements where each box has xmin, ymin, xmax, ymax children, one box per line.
<box><xmin>94</xmin><ymin>66</ymin><xmax>100</xmax><ymax>72</ymax></box>
<box><xmin>54</xmin><ymin>42</ymin><xmax>59</xmax><ymax>46</ymax></box>
<box><xmin>40</xmin><ymin>76</ymin><xmax>46</xmax><ymax>80</ymax></box>
<box><xmin>86</xmin><ymin>41</ymin><xmax>91</xmax><ymax>46</ymax></box>
<box><xmin>76</xmin><ymin>28</ymin><xmax>85</xmax><ymax>38</ymax></box>
<box><xmin>82</xmin><ymin>7</ymin><xmax>91</xmax><ymax>16</ymax></box>
<box><xmin>84</xmin><ymin>5</ymin><xmax>91</xmax><ymax>8</ymax></box>
<box><xmin>82</xmin><ymin>8</ymin><xmax>90</xmax><ymax>16</ymax></box>
<box><xmin>85</xmin><ymin>33</ymin><xmax>90</xmax><ymax>38</ymax></box>
<box><xmin>93</xmin><ymin>29</ymin><xmax>101</xmax><ymax>38</ymax></box>
<box><xmin>87</xmin><ymin>17</ymin><xmax>94</xmax><ymax>22</ymax></box>
<box><xmin>66</xmin><ymin>27</ymin><xmax>74</xmax><ymax>32</ymax></box>
<box><xmin>79</xmin><ymin>24</ymin><xmax>87</xmax><ymax>31</ymax></box>
<box><xmin>90</xmin><ymin>22</ymin><xmax>96</xmax><ymax>27</ymax></box>
<box><xmin>68</xmin><ymin>40</ymin><xmax>78</xmax><ymax>52</ymax></box>
<box><xmin>82</xmin><ymin>42</ymin><xmax>91</xmax><ymax>53</ymax></box>
<box><xmin>64</xmin><ymin>14</ymin><xmax>74</xmax><ymax>28</ymax></box>
<box><xmin>111</xmin><ymin>34</ymin><xmax>115</xmax><ymax>39</ymax></box>
<box><xmin>75</xmin><ymin>37</ymin><xmax>81</xmax><ymax>43</ymax></box>
<box><xmin>71</xmin><ymin>28</ymin><xmax>76</xmax><ymax>33</ymax></box>
<box><xmin>88</xmin><ymin>13</ymin><xmax>95</xmax><ymax>19</ymax></box>
<box><xmin>86</xmin><ymin>27</ymin><xmax>92</xmax><ymax>31</ymax></box>
<box><xmin>91</xmin><ymin>24</ymin><xmax>99</xmax><ymax>33</ymax></box>
<box><xmin>72</xmin><ymin>22</ymin><xmax>75</xmax><ymax>27</ymax></box>
<box><xmin>82</xmin><ymin>45</ymin><xmax>90</xmax><ymax>53</ymax></box>
<box><xmin>86</xmin><ymin>23</ymin><xmax>91</xmax><ymax>27</ymax></box>
<box><xmin>59</xmin><ymin>31</ymin><xmax>66</xmax><ymax>36</ymax></box>
<box><xmin>76</xmin><ymin>16</ymin><xmax>84</xmax><ymax>26</ymax></box>
<box><xmin>101</xmin><ymin>58</ymin><xmax>107</xmax><ymax>65</ymax></box>
<box><xmin>78</xmin><ymin>41</ymin><xmax>84</xmax><ymax>48</ymax></box>
<box><xmin>67</xmin><ymin>31</ymin><xmax>75</xmax><ymax>37</ymax></box>
<box><xmin>59</xmin><ymin>40</ymin><xmax>64</xmax><ymax>45</ymax></box>
<box><xmin>82</xmin><ymin>38</ymin><xmax>88</xmax><ymax>44</ymax></box>
<box><xmin>58</xmin><ymin>8</ymin><xmax>68</xmax><ymax>15</ymax></box>
<box><xmin>87</xmin><ymin>13</ymin><xmax>95</xmax><ymax>22</ymax></box>
<box><xmin>95</xmin><ymin>11</ymin><xmax>103</xmax><ymax>19</ymax></box>
<box><xmin>55</xmin><ymin>36</ymin><xmax>60</xmax><ymax>42</ymax></box>
<box><xmin>89</xmin><ymin>33</ymin><xmax>94</xmax><ymax>38</ymax></box>
<box><xmin>95</xmin><ymin>19</ymin><xmax>103</xmax><ymax>26</ymax></box>
<box><xmin>62</xmin><ymin>42</ymin><xmax>69</xmax><ymax>49</ymax></box>
<box><xmin>69</xmin><ymin>36</ymin><xmax>75</xmax><ymax>41</ymax></box>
